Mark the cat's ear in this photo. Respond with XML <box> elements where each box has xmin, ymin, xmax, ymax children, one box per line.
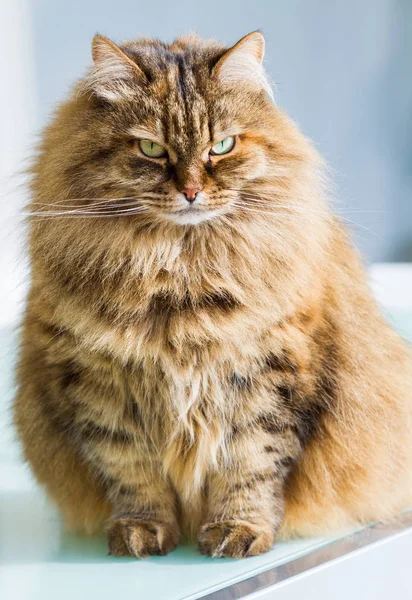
<box><xmin>212</xmin><ymin>32</ymin><xmax>272</xmax><ymax>99</ymax></box>
<box><xmin>83</xmin><ymin>35</ymin><xmax>146</xmax><ymax>101</ymax></box>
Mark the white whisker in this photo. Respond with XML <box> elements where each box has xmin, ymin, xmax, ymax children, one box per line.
<box><xmin>231</xmin><ymin>189</ymin><xmax>386</xmax><ymax>215</ymax></box>
<box><xmin>32</xmin><ymin>195</ymin><xmax>141</xmax><ymax>208</ymax></box>
<box><xmin>231</xmin><ymin>194</ymin><xmax>382</xmax><ymax>238</ymax></box>
<box><xmin>34</xmin><ymin>200</ymin><xmax>147</xmax><ymax>211</ymax></box>
<box><xmin>23</xmin><ymin>206</ymin><xmax>151</xmax><ymax>219</ymax></box>
<box><xmin>231</xmin><ymin>203</ymin><xmax>325</xmax><ymax>221</ymax></box>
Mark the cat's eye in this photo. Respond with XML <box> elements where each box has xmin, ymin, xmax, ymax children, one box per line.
<box><xmin>210</xmin><ymin>136</ymin><xmax>236</xmax><ymax>156</ymax></box>
<box><xmin>139</xmin><ymin>139</ymin><xmax>168</xmax><ymax>159</ymax></box>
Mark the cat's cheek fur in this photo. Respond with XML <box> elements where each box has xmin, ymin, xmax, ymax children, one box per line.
<box><xmin>211</xmin><ymin>142</ymin><xmax>269</xmax><ymax>187</ymax></box>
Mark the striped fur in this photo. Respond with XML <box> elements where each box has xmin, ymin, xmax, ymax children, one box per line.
<box><xmin>14</xmin><ymin>32</ymin><xmax>412</xmax><ymax>559</ymax></box>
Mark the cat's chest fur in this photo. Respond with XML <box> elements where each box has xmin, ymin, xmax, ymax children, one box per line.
<box><xmin>125</xmin><ymin>338</ymin><xmax>247</xmax><ymax>500</ymax></box>
<box><xmin>46</xmin><ymin>246</ymin><xmax>288</xmax><ymax>503</ymax></box>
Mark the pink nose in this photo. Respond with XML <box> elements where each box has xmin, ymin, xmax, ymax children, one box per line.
<box><xmin>181</xmin><ymin>188</ymin><xmax>201</xmax><ymax>202</ymax></box>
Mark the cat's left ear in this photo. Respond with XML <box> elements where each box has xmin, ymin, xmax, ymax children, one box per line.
<box><xmin>82</xmin><ymin>34</ymin><xmax>146</xmax><ymax>101</ymax></box>
<box><xmin>212</xmin><ymin>32</ymin><xmax>272</xmax><ymax>99</ymax></box>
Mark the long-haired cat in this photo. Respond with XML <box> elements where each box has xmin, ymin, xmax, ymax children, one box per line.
<box><xmin>14</xmin><ymin>31</ymin><xmax>412</xmax><ymax>559</ymax></box>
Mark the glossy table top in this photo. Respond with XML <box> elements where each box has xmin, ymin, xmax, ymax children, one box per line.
<box><xmin>1</xmin><ymin>310</ymin><xmax>411</xmax><ymax>600</ymax></box>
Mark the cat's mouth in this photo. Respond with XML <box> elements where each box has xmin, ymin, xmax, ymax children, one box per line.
<box><xmin>165</xmin><ymin>205</ymin><xmax>225</xmax><ymax>225</ymax></box>
<box><xmin>159</xmin><ymin>194</ymin><xmax>229</xmax><ymax>225</ymax></box>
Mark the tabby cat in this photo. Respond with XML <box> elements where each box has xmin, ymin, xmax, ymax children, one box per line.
<box><xmin>14</xmin><ymin>31</ymin><xmax>412</xmax><ymax>559</ymax></box>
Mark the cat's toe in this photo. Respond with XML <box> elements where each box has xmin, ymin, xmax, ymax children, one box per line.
<box><xmin>198</xmin><ymin>520</ymin><xmax>274</xmax><ymax>558</ymax></box>
<box><xmin>108</xmin><ymin>517</ymin><xmax>179</xmax><ymax>558</ymax></box>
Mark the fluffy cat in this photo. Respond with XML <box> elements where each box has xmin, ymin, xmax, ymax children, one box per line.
<box><xmin>14</xmin><ymin>31</ymin><xmax>412</xmax><ymax>559</ymax></box>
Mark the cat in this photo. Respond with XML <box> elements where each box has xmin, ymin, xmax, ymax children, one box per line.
<box><xmin>13</xmin><ymin>31</ymin><xmax>412</xmax><ymax>559</ymax></box>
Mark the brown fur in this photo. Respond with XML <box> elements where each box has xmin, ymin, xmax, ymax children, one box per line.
<box><xmin>13</xmin><ymin>32</ymin><xmax>412</xmax><ymax>559</ymax></box>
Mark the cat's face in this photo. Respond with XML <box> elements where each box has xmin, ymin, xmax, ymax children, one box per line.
<box><xmin>68</xmin><ymin>33</ymin><xmax>294</xmax><ymax>227</ymax></box>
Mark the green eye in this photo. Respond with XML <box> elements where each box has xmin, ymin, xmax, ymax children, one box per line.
<box><xmin>139</xmin><ymin>139</ymin><xmax>167</xmax><ymax>158</ymax></box>
<box><xmin>210</xmin><ymin>136</ymin><xmax>236</xmax><ymax>156</ymax></box>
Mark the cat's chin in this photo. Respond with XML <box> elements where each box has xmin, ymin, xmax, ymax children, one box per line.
<box><xmin>164</xmin><ymin>208</ymin><xmax>224</xmax><ymax>226</ymax></box>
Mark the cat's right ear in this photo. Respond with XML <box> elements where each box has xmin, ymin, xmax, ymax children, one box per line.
<box><xmin>212</xmin><ymin>32</ymin><xmax>273</xmax><ymax>100</ymax></box>
<box><xmin>82</xmin><ymin>35</ymin><xmax>146</xmax><ymax>101</ymax></box>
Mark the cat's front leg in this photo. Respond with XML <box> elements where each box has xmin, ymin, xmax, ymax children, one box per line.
<box><xmin>106</xmin><ymin>464</ymin><xmax>179</xmax><ymax>558</ymax></box>
<box><xmin>199</xmin><ymin>425</ymin><xmax>301</xmax><ymax>558</ymax></box>
<box><xmin>77</xmin><ymin>416</ymin><xmax>179</xmax><ymax>557</ymax></box>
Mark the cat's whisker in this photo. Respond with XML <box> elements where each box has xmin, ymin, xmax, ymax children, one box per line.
<box><xmin>237</xmin><ymin>201</ymin><xmax>329</xmax><ymax>217</ymax></box>
<box><xmin>231</xmin><ymin>190</ymin><xmax>386</xmax><ymax>215</ymax></box>
<box><xmin>231</xmin><ymin>202</ymin><xmax>329</xmax><ymax>221</ymax></box>
<box><xmin>30</xmin><ymin>203</ymin><xmax>146</xmax><ymax>213</ymax></box>
<box><xmin>22</xmin><ymin>206</ymin><xmax>151</xmax><ymax>219</ymax></box>
<box><xmin>232</xmin><ymin>198</ymin><xmax>382</xmax><ymax>238</ymax></box>
<box><xmin>233</xmin><ymin>191</ymin><xmax>379</xmax><ymax>224</ymax></box>
<box><xmin>24</xmin><ymin>208</ymin><xmax>149</xmax><ymax>217</ymax></box>
<box><xmin>235</xmin><ymin>195</ymin><xmax>332</xmax><ymax>216</ymax></box>
<box><xmin>23</xmin><ymin>213</ymin><xmax>150</xmax><ymax>221</ymax></box>
<box><xmin>331</xmin><ymin>216</ymin><xmax>383</xmax><ymax>239</ymax></box>
<box><xmin>31</xmin><ymin>196</ymin><xmax>143</xmax><ymax>209</ymax></box>
<box><xmin>241</xmin><ymin>199</ymin><xmax>384</xmax><ymax>217</ymax></box>
<box><xmin>236</xmin><ymin>197</ymin><xmax>331</xmax><ymax>214</ymax></box>
<box><xmin>60</xmin><ymin>201</ymin><xmax>146</xmax><ymax>210</ymax></box>
<box><xmin>232</xmin><ymin>190</ymin><xmax>327</xmax><ymax>206</ymax></box>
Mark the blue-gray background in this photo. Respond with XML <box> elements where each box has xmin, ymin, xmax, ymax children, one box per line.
<box><xmin>32</xmin><ymin>0</ymin><xmax>412</xmax><ymax>262</ymax></box>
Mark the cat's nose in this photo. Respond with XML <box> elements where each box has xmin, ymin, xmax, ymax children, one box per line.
<box><xmin>181</xmin><ymin>188</ymin><xmax>202</xmax><ymax>203</ymax></box>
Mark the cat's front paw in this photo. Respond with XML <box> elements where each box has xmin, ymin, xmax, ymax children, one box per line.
<box><xmin>108</xmin><ymin>517</ymin><xmax>179</xmax><ymax>558</ymax></box>
<box><xmin>198</xmin><ymin>520</ymin><xmax>274</xmax><ymax>558</ymax></box>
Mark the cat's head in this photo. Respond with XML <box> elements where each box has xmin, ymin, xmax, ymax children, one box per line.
<box><xmin>40</xmin><ymin>31</ymin><xmax>318</xmax><ymax>229</ymax></box>
<box><xmin>33</xmin><ymin>31</ymin><xmax>325</xmax><ymax>241</ymax></box>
